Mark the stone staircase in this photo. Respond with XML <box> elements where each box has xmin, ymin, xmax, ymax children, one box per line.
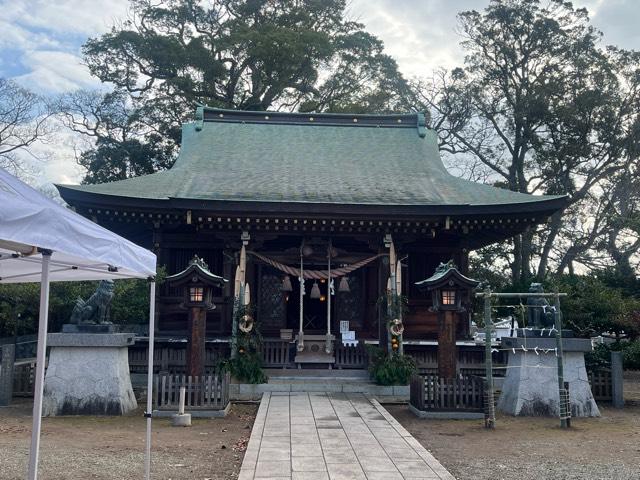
<box><xmin>230</xmin><ymin>368</ymin><xmax>409</xmax><ymax>401</ymax></box>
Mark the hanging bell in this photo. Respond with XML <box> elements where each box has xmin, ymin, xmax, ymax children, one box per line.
<box><xmin>281</xmin><ymin>275</ymin><xmax>293</xmax><ymax>292</ymax></box>
<box><xmin>310</xmin><ymin>281</ymin><xmax>321</xmax><ymax>299</ymax></box>
<box><xmin>338</xmin><ymin>276</ymin><xmax>350</xmax><ymax>293</ymax></box>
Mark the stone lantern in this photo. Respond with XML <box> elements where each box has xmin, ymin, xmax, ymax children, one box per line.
<box><xmin>416</xmin><ymin>261</ymin><xmax>479</xmax><ymax>379</ymax></box>
<box><xmin>166</xmin><ymin>256</ymin><xmax>227</xmax><ymax>377</ymax></box>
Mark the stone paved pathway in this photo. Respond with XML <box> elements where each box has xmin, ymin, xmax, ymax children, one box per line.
<box><xmin>239</xmin><ymin>392</ymin><xmax>455</xmax><ymax>480</ymax></box>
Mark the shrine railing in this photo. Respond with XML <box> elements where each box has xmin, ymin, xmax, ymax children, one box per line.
<box><xmin>335</xmin><ymin>343</ymin><xmax>368</xmax><ymax>369</ymax></box>
<box><xmin>410</xmin><ymin>374</ymin><xmax>485</xmax><ymax>412</ymax></box>
<box><xmin>154</xmin><ymin>372</ymin><xmax>230</xmax><ymax>411</ymax></box>
<box><xmin>261</xmin><ymin>339</ymin><xmax>291</xmax><ymax>368</ymax></box>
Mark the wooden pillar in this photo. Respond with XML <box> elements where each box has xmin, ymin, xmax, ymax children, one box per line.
<box><xmin>437</xmin><ymin>311</ymin><xmax>457</xmax><ymax>379</ymax></box>
<box><xmin>187</xmin><ymin>307</ymin><xmax>207</xmax><ymax>377</ymax></box>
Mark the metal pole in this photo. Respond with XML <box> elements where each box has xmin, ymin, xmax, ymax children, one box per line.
<box><xmin>27</xmin><ymin>251</ymin><xmax>51</xmax><ymax>480</ymax></box>
<box><xmin>144</xmin><ymin>280</ymin><xmax>157</xmax><ymax>480</ymax></box>
<box><xmin>554</xmin><ymin>294</ymin><xmax>569</xmax><ymax>428</ymax></box>
<box><xmin>483</xmin><ymin>288</ymin><xmax>495</xmax><ymax>429</ymax></box>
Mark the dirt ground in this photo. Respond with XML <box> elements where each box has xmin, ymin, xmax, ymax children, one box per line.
<box><xmin>0</xmin><ymin>400</ymin><xmax>257</xmax><ymax>480</ymax></box>
<box><xmin>387</xmin><ymin>371</ymin><xmax>640</xmax><ymax>480</ymax></box>
<box><xmin>1</xmin><ymin>373</ymin><xmax>639</xmax><ymax>480</ymax></box>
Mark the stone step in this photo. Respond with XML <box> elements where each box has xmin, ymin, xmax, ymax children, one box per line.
<box><xmin>265</xmin><ymin>369</ymin><xmax>370</xmax><ymax>384</ymax></box>
<box><xmin>265</xmin><ymin>368</ymin><xmax>369</xmax><ymax>377</ymax></box>
<box><xmin>229</xmin><ymin>382</ymin><xmax>410</xmax><ymax>401</ymax></box>
<box><xmin>268</xmin><ymin>378</ymin><xmax>372</xmax><ymax>385</ymax></box>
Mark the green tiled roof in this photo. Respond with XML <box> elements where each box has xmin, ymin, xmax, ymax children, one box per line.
<box><xmin>58</xmin><ymin>108</ymin><xmax>565</xmax><ymax>210</ymax></box>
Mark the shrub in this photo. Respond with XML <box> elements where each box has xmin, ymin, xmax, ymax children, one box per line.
<box><xmin>622</xmin><ymin>341</ymin><xmax>640</xmax><ymax>370</ymax></box>
<box><xmin>226</xmin><ymin>351</ymin><xmax>267</xmax><ymax>384</ymax></box>
<box><xmin>585</xmin><ymin>343</ymin><xmax>613</xmax><ymax>373</ymax></box>
<box><xmin>367</xmin><ymin>346</ymin><xmax>416</xmax><ymax>385</ymax></box>
<box><xmin>585</xmin><ymin>341</ymin><xmax>640</xmax><ymax>371</ymax></box>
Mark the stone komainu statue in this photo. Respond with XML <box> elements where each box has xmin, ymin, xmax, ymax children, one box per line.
<box><xmin>526</xmin><ymin>283</ymin><xmax>555</xmax><ymax>329</ymax></box>
<box><xmin>70</xmin><ymin>279</ymin><xmax>115</xmax><ymax>325</ymax></box>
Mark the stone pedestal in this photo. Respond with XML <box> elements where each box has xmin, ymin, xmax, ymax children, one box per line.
<box><xmin>498</xmin><ymin>337</ymin><xmax>599</xmax><ymax>417</ymax></box>
<box><xmin>0</xmin><ymin>344</ymin><xmax>16</xmax><ymax>406</ymax></box>
<box><xmin>43</xmin><ymin>333</ymin><xmax>137</xmax><ymax>416</ymax></box>
<box><xmin>61</xmin><ymin>324</ymin><xmax>117</xmax><ymax>333</ymax></box>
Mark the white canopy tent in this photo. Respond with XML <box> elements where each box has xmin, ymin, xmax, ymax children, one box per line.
<box><xmin>0</xmin><ymin>168</ymin><xmax>157</xmax><ymax>480</ymax></box>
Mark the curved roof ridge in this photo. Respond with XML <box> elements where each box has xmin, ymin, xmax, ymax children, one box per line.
<box><xmin>195</xmin><ymin>106</ymin><xmax>427</xmax><ymax>137</ymax></box>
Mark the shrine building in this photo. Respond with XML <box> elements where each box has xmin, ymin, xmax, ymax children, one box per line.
<box><xmin>57</xmin><ymin>107</ymin><xmax>566</xmax><ymax>367</ymax></box>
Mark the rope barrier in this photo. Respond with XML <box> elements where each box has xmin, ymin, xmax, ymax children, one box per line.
<box><xmin>248</xmin><ymin>251</ymin><xmax>384</xmax><ymax>280</ymax></box>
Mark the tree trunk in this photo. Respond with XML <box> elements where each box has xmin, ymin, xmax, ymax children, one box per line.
<box><xmin>537</xmin><ymin>213</ymin><xmax>563</xmax><ymax>279</ymax></box>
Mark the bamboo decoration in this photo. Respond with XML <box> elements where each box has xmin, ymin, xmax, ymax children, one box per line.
<box><xmin>395</xmin><ymin>258</ymin><xmax>404</xmax><ymax>355</ymax></box>
<box><xmin>298</xmin><ymin>245</ymin><xmax>305</xmax><ymax>352</ymax></box>
<box><xmin>326</xmin><ymin>240</ymin><xmax>333</xmax><ymax>354</ymax></box>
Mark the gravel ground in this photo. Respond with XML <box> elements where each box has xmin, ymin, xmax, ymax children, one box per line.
<box><xmin>387</xmin><ymin>371</ymin><xmax>640</xmax><ymax>480</ymax></box>
<box><xmin>0</xmin><ymin>400</ymin><xmax>257</xmax><ymax>480</ymax></box>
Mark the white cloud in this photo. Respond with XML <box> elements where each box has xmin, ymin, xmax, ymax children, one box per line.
<box><xmin>13</xmin><ymin>50</ymin><xmax>99</xmax><ymax>93</ymax></box>
<box><xmin>1</xmin><ymin>0</ymin><xmax>129</xmax><ymax>37</ymax></box>
<box><xmin>11</xmin><ymin>117</ymin><xmax>86</xmax><ymax>188</ymax></box>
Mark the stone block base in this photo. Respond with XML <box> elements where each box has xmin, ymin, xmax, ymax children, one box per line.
<box><xmin>409</xmin><ymin>404</ymin><xmax>484</xmax><ymax>420</ymax></box>
<box><xmin>43</xmin><ymin>334</ymin><xmax>137</xmax><ymax>416</ymax></box>
<box><xmin>498</xmin><ymin>338</ymin><xmax>599</xmax><ymax>417</ymax></box>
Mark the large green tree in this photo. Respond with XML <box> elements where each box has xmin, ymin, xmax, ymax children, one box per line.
<box><xmin>418</xmin><ymin>0</ymin><xmax>640</xmax><ymax>283</ymax></box>
<box><xmin>68</xmin><ymin>0</ymin><xmax>412</xmax><ymax>183</ymax></box>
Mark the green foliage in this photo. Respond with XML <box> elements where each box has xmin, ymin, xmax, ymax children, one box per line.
<box><xmin>0</xmin><ymin>267</ymin><xmax>166</xmax><ymax>338</ymax></box>
<box><xmin>622</xmin><ymin>341</ymin><xmax>640</xmax><ymax>370</ymax></box>
<box><xmin>226</xmin><ymin>351</ymin><xmax>267</xmax><ymax>384</ymax></box>
<box><xmin>585</xmin><ymin>343</ymin><xmax>614</xmax><ymax>373</ymax></box>
<box><xmin>367</xmin><ymin>345</ymin><xmax>416</xmax><ymax>386</ymax></box>
<box><xmin>585</xmin><ymin>341</ymin><xmax>640</xmax><ymax>371</ymax></box>
<box><xmin>72</xmin><ymin>0</ymin><xmax>412</xmax><ymax>184</ymax></box>
<box><xmin>549</xmin><ymin>275</ymin><xmax>640</xmax><ymax>340</ymax></box>
<box><xmin>227</xmin><ymin>297</ymin><xmax>267</xmax><ymax>384</ymax></box>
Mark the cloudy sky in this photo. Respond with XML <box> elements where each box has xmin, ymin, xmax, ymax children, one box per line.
<box><xmin>1</xmin><ymin>0</ymin><xmax>639</xmax><ymax>186</ymax></box>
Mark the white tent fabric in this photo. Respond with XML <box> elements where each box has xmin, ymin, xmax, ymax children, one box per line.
<box><xmin>0</xmin><ymin>168</ymin><xmax>155</xmax><ymax>282</ymax></box>
<box><xmin>0</xmin><ymin>168</ymin><xmax>157</xmax><ymax>480</ymax></box>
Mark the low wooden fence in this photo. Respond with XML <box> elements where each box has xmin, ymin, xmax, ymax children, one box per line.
<box><xmin>13</xmin><ymin>359</ymin><xmax>37</xmax><ymax>397</ymax></box>
<box><xmin>589</xmin><ymin>369</ymin><xmax>612</xmax><ymax>401</ymax></box>
<box><xmin>335</xmin><ymin>343</ymin><xmax>368</xmax><ymax>369</ymax></box>
<box><xmin>129</xmin><ymin>343</ymin><xmax>230</xmax><ymax>374</ymax></box>
<box><xmin>410</xmin><ymin>374</ymin><xmax>485</xmax><ymax>412</ymax></box>
<box><xmin>404</xmin><ymin>347</ymin><xmax>507</xmax><ymax>378</ymax></box>
<box><xmin>261</xmin><ymin>339</ymin><xmax>291</xmax><ymax>368</ymax></box>
<box><xmin>154</xmin><ymin>372</ymin><xmax>230</xmax><ymax>411</ymax></box>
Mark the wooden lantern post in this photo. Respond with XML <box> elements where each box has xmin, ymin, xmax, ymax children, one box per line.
<box><xmin>415</xmin><ymin>262</ymin><xmax>479</xmax><ymax>379</ymax></box>
<box><xmin>166</xmin><ymin>256</ymin><xmax>227</xmax><ymax>377</ymax></box>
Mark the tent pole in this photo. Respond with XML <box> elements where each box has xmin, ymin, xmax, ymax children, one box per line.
<box><xmin>27</xmin><ymin>251</ymin><xmax>51</xmax><ymax>480</ymax></box>
<box><xmin>144</xmin><ymin>280</ymin><xmax>157</xmax><ymax>480</ymax></box>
